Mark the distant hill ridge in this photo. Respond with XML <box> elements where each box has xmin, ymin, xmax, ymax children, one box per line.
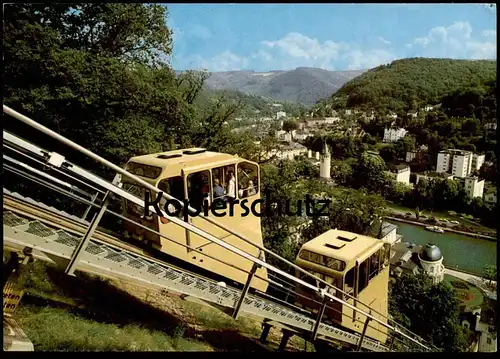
<box><xmin>178</xmin><ymin>67</ymin><xmax>366</xmax><ymax>105</ymax></box>
<box><xmin>324</xmin><ymin>58</ymin><xmax>497</xmax><ymax>112</ymax></box>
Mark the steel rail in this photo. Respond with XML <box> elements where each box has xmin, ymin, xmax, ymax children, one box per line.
<box><xmin>3</xmin><ymin>130</ymin><xmax>422</xmax><ymax>343</ymax></box>
<box><xmin>3</xmin><ymin>122</ymin><xmax>409</xmax><ymax>338</ymax></box>
<box><xmin>3</xmin><ymin>142</ymin><xmax>106</xmax><ymax>195</ymax></box>
<box><xmin>2</xmin><ymin>104</ymin><xmax>432</xmax><ymax>350</ymax></box>
<box><xmin>3</xmin><ymin>178</ymin><xmax>400</xmax><ymax>345</ymax></box>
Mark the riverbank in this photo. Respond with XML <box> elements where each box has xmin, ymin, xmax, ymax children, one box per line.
<box><xmin>386</xmin><ymin>215</ymin><xmax>497</xmax><ymax>241</ymax></box>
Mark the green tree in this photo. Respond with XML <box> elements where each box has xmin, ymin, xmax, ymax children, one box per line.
<box><xmin>482</xmin><ymin>265</ymin><xmax>497</xmax><ymax>288</ymax></box>
<box><xmin>351</xmin><ymin>152</ymin><xmax>387</xmax><ymax>192</ymax></box>
<box><xmin>379</xmin><ymin>145</ymin><xmax>397</xmax><ymax>163</ymax></box>
<box><xmin>301</xmin><ymin>189</ymin><xmax>388</xmax><ymax>240</ymax></box>
<box><xmin>282</xmin><ymin>118</ymin><xmax>299</xmax><ymax>134</ymax></box>
<box><xmin>390</xmin><ymin>273</ymin><xmax>468</xmax><ymax>352</ymax></box>
<box><xmin>331</xmin><ymin>159</ymin><xmax>354</xmax><ymax>185</ymax></box>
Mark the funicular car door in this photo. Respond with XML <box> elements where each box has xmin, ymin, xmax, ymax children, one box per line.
<box><xmin>155</xmin><ymin>175</ymin><xmax>191</xmax><ymax>258</ymax></box>
<box><xmin>181</xmin><ymin>165</ymin><xmax>230</xmax><ymax>252</ymax></box>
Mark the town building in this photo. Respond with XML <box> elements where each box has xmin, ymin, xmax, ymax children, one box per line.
<box><xmin>463</xmin><ymin>176</ymin><xmax>485</xmax><ymax>198</ymax></box>
<box><xmin>275</xmin><ymin>130</ymin><xmax>294</xmax><ymax>142</ymax></box>
<box><xmin>389</xmin><ymin>243</ymin><xmax>445</xmax><ymax>284</ymax></box>
<box><xmin>472</xmin><ymin>153</ymin><xmax>485</xmax><ymax>173</ymax></box>
<box><xmin>276</xmin><ymin>111</ymin><xmax>287</xmax><ymax>120</ymax></box>
<box><xmin>484</xmin><ymin>122</ymin><xmax>497</xmax><ymax>131</ymax></box>
<box><xmin>386</xmin><ymin>164</ymin><xmax>411</xmax><ymax>185</ymax></box>
<box><xmin>265</xmin><ymin>142</ymin><xmax>308</xmax><ymax>161</ymax></box>
<box><xmin>436</xmin><ymin>149</ymin><xmax>485</xmax><ymax>178</ymax></box>
<box><xmin>484</xmin><ymin>188</ymin><xmax>497</xmax><ymax>204</ymax></box>
<box><xmin>383</xmin><ymin>127</ymin><xmax>407</xmax><ymax>143</ymax></box>
<box><xmin>293</xmin><ymin>130</ymin><xmax>313</xmax><ymax>141</ymax></box>
<box><xmin>405</xmin><ymin>145</ymin><xmax>428</xmax><ymax>163</ymax></box>
<box><xmin>415</xmin><ymin>171</ymin><xmax>454</xmax><ymax>184</ymax></box>
<box><xmin>369</xmin><ymin>220</ymin><xmax>403</xmax><ymax>246</ymax></box>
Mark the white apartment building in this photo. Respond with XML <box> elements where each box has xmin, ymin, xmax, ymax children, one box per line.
<box><xmin>472</xmin><ymin>153</ymin><xmax>485</xmax><ymax>173</ymax></box>
<box><xmin>464</xmin><ymin>176</ymin><xmax>485</xmax><ymax>198</ymax></box>
<box><xmin>437</xmin><ymin>149</ymin><xmax>472</xmax><ymax>178</ymax></box>
<box><xmin>386</xmin><ymin>164</ymin><xmax>411</xmax><ymax>185</ymax></box>
<box><xmin>383</xmin><ymin>127</ymin><xmax>407</xmax><ymax>143</ymax></box>
<box><xmin>406</xmin><ymin>151</ymin><xmax>417</xmax><ymax>163</ymax></box>
<box><xmin>437</xmin><ymin>149</ymin><xmax>485</xmax><ymax>178</ymax></box>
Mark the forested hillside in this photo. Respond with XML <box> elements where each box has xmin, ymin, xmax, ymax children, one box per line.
<box><xmin>204</xmin><ymin>68</ymin><xmax>365</xmax><ymax>105</ymax></box>
<box><xmin>2</xmin><ymin>4</ymin><xmax>281</xmax><ymax>172</ymax></box>
<box><xmin>326</xmin><ymin>58</ymin><xmax>497</xmax><ymax>112</ymax></box>
<box><xmin>195</xmin><ymin>88</ymin><xmax>309</xmax><ymax>119</ymax></box>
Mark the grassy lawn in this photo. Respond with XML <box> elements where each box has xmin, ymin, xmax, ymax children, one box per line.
<box><xmin>8</xmin><ymin>257</ymin><xmax>313</xmax><ymax>352</ymax></box>
<box><xmin>443</xmin><ymin>274</ymin><xmax>484</xmax><ymax>310</ymax></box>
<box><xmin>16</xmin><ymin>304</ymin><xmax>210</xmax><ymax>352</ymax></box>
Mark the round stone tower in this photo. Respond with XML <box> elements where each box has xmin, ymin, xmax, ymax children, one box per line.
<box><xmin>418</xmin><ymin>243</ymin><xmax>445</xmax><ymax>284</ymax></box>
<box><xmin>319</xmin><ymin>141</ymin><xmax>331</xmax><ymax>179</ymax></box>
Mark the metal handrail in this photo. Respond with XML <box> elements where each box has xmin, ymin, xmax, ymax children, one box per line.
<box><xmin>2</xmin><ymin>104</ymin><xmax>433</xmax><ymax>350</ymax></box>
<box><xmin>2</xmin><ymin>164</ymin><xmax>412</xmax><ymax>350</ymax></box>
<box><xmin>3</xmin><ymin>108</ymin><xmax>413</xmax><ymax>339</ymax></box>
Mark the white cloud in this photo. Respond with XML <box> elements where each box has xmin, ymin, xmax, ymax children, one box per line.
<box><xmin>256</xmin><ymin>32</ymin><xmax>395</xmax><ymax>70</ymax></box>
<box><xmin>189</xmin><ymin>24</ymin><xmax>212</xmax><ymax>40</ymax></box>
<box><xmin>344</xmin><ymin>49</ymin><xmax>396</xmax><ymax>70</ymax></box>
<box><xmin>188</xmin><ymin>51</ymin><xmax>249</xmax><ymax>72</ymax></box>
<box><xmin>411</xmin><ymin>21</ymin><xmax>496</xmax><ymax>59</ymax></box>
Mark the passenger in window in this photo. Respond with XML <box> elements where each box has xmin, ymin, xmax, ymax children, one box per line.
<box><xmin>226</xmin><ymin>171</ymin><xmax>236</xmax><ymax>202</ymax></box>
<box><xmin>246</xmin><ymin>180</ymin><xmax>257</xmax><ymax>196</ymax></box>
<box><xmin>213</xmin><ymin>179</ymin><xmax>225</xmax><ymax>199</ymax></box>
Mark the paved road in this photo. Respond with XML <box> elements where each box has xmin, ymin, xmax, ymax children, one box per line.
<box><xmin>445</xmin><ymin>268</ymin><xmax>497</xmax><ymax>301</ymax></box>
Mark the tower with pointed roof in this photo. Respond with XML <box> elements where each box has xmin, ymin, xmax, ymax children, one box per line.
<box><xmin>319</xmin><ymin>141</ymin><xmax>331</xmax><ymax>179</ymax></box>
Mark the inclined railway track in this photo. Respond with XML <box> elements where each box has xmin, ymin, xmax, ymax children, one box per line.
<box><xmin>3</xmin><ymin>189</ymin><xmax>389</xmax><ymax>352</ymax></box>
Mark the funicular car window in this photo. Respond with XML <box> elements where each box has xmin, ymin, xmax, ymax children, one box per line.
<box><xmin>299</xmin><ymin>250</ymin><xmax>346</xmax><ymax>271</ymax></box>
<box><xmin>237</xmin><ymin>161</ymin><xmax>259</xmax><ymax>199</ymax></box>
<box><xmin>158</xmin><ymin>176</ymin><xmax>185</xmax><ymax>218</ymax></box>
<box><xmin>125</xmin><ymin>162</ymin><xmax>162</xmax><ymax>179</ymax></box>
<box><xmin>123</xmin><ymin>183</ymin><xmax>153</xmax><ymax>220</ymax></box>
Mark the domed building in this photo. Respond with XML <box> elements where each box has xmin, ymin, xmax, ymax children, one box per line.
<box><xmin>389</xmin><ymin>242</ymin><xmax>445</xmax><ymax>284</ymax></box>
<box><xmin>418</xmin><ymin>244</ymin><xmax>445</xmax><ymax>284</ymax></box>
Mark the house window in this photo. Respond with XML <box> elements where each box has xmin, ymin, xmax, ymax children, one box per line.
<box><xmin>486</xmin><ymin>337</ymin><xmax>492</xmax><ymax>345</ymax></box>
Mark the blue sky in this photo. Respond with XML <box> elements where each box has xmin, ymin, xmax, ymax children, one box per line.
<box><xmin>166</xmin><ymin>3</ymin><xmax>496</xmax><ymax>72</ymax></box>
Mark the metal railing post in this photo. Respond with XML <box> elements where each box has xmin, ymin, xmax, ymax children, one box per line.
<box><xmin>64</xmin><ymin>174</ymin><xmax>120</xmax><ymax>276</ymax></box>
<box><xmin>356</xmin><ymin>317</ymin><xmax>371</xmax><ymax>351</ymax></box>
<box><xmin>311</xmin><ymin>296</ymin><xmax>329</xmax><ymax>341</ymax></box>
<box><xmin>232</xmin><ymin>251</ymin><xmax>262</xmax><ymax>319</ymax></box>
<box><xmin>2</xmin><ymin>105</ymin><xmax>435</xmax><ymax>352</ymax></box>
<box><xmin>389</xmin><ymin>335</ymin><xmax>396</xmax><ymax>351</ymax></box>
<box><xmin>81</xmin><ymin>191</ymin><xmax>99</xmax><ymax>220</ymax></box>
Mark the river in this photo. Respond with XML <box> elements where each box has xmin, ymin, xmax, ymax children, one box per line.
<box><xmin>387</xmin><ymin>220</ymin><xmax>497</xmax><ymax>276</ymax></box>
